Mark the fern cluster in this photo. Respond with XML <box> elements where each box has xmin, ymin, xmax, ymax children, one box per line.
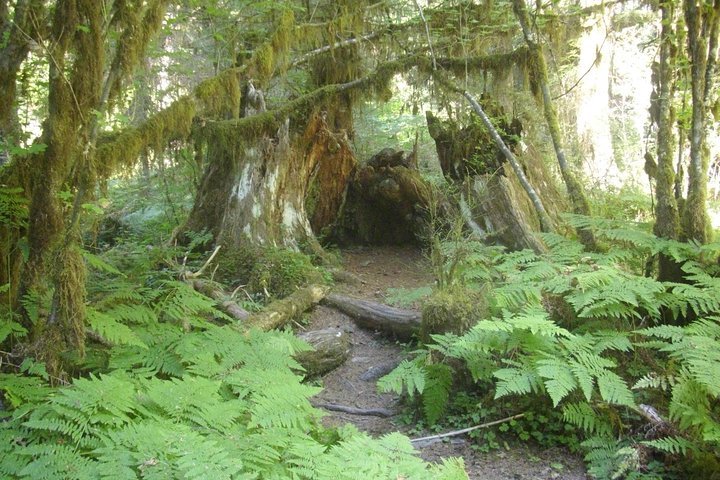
<box><xmin>0</xmin><ymin>323</ymin><xmax>467</xmax><ymax>478</ymax></box>
<box><xmin>380</xmin><ymin>215</ymin><xmax>720</xmax><ymax>477</ymax></box>
<box><xmin>0</xmin><ymin>247</ymin><xmax>467</xmax><ymax>479</ymax></box>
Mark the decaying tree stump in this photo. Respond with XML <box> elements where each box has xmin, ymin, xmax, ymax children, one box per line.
<box><xmin>295</xmin><ymin>328</ymin><xmax>351</xmax><ymax>377</ymax></box>
<box><xmin>467</xmin><ymin>173</ymin><xmax>547</xmax><ymax>252</ymax></box>
<box><xmin>322</xmin><ymin>293</ymin><xmax>421</xmax><ymax>340</ymax></box>
<box><xmin>426</xmin><ymin>110</ymin><xmax>560</xmax><ymax>253</ymax></box>
<box><xmin>338</xmin><ymin>148</ymin><xmax>431</xmax><ymax>245</ymax></box>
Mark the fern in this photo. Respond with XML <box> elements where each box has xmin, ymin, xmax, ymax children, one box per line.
<box><xmin>422</xmin><ymin>363</ymin><xmax>453</xmax><ymax>424</ymax></box>
<box><xmin>377</xmin><ymin>357</ymin><xmax>427</xmax><ymax>397</ymax></box>
<box><xmin>642</xmin><ymin>436</ymin><xmax>694</xmax><ymax>455</ymax></box>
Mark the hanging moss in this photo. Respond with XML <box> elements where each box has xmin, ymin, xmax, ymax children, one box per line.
<box><xmin>246</xmin><ymin>9</ymin><xmax>295</xmax><ymax>84</ymax></box>
<box><xmin>55</xmin><ymin>242</ymin><xmax>87</xmax><ymax>358</ymax></box>
<box><xmin>194</xmin><ymin>68</ymin><xmax>242</xmax><ymax>120</ymax></box>
<box><xmin>107</xmin><ymin>0</ymin><xmax>170</xmax><ymax>102</ymax></box>
<box><xmin>436</xmin><ymin>47</ymin><xmax>529</xmax><ymax>78</ymax></box>
<box><xmin>95</xmin><ymin>96</ymin><xmax>197</xmax><ymax>178</ymax></box>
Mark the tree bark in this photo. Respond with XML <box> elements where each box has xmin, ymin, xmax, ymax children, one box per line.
<box><xmin>322</xmin><ymin>293</ymin><xmax>421</xmax><ymax>340</ymax></box>
<box><xmin>512</xmin><ymin>0</ymin><xmax>598</xmax><ymax>251</ymax></box>
<box><xmin>183</xmin><ymin>110</ymin><xmax>356</xmax><ymax>253</ymax></box>
<box><xmin>681</xmin><ymin>0</ymin><xmax>719</xmax><ymax>243</ymax></box>
<box><xmin>653</xmin><ymin>0</ymin><xmax>683</xmax><ymax>282</ymax></box>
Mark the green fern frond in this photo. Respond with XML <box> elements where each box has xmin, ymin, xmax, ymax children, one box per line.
<box><xmin>494</xmin><ymin>364</ymin><xmax>541</xmax><ymax>398</ymax></box>
<box><xmin>377</xmin><ymin>358</ymin><xmax>427</xmax><ymax>397</ymax></box>
<box><xmin>87</xmin><ymin>308</ymin><xmax>147</xmax><ymax>348</ymax></box>
<box><xmin>562</xmin><ymin>402</ymin><xmax>611</xmax><ymax>435</ymax></box>
<box><xmin>422</xmin><ymin>363</ymin><xmax>453</xmax><ymax>424</ymax></box>
<box><xmin>642</xmin><ymin>436</ymin><xmax>694</xmax><ymax>455</ymax></box>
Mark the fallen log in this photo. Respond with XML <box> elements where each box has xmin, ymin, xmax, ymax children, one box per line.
<box><xmin>322</xmin><ymin>293</ymin><xmax>421</xmax><ymax>340</ymax></box>
<box><xmin>359</xmin><ymin>360</ymin><xmax>402</xmax><ymax>381</ymax></box>
<box><xmin>246</xmin><ymin>284</ymin><xmax>331</xmax><ymax>331</ymax></box>
<box><xmin>313</xmin><ymin>402</ymin><xmax>396</xmax><ymax>418</ymax></box>
<box><xmin>295</xmin><ymin>328</ymin><xmax>351</xmax><ymax>377</ymax></box>
<box><xmin>192</xmin><ymin>279</ymin><xmax>250</xmax><ymax>321</ymax></box>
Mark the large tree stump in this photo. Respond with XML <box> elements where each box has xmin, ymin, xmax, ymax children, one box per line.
<box><xmin>322</xmin><ymin>293</ymin><xmax>421</xmax><ymax>340</ymax></box>
<box><xmin>338</xmin><ymin>148</ymin><xmax>431</xmax><ymax>245</ymax></box>
<box><xmin>295</xmin><ymin>328</ymin><xmax>351</xmax><ymax>377</ymax></box>
<box><xmin>427</xmin><ymin>111</ymin><xmax>559</xmax><ymax>252</ymax></box>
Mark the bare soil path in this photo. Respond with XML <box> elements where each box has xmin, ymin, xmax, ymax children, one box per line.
<box><xmin>304</xmin><ymin>245</ymin><xmax>588</xmax><ymax>480</ymax></box>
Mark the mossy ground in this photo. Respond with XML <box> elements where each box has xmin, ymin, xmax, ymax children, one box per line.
<box><xmin>215</xmin><ymin>245</ymin><xmax>326</xmax><ymax>300</ymax></box>
<box><xmin>420</xmin><ymin>285</ymin><xmax>489</xmax><ymax>343</ymax></box>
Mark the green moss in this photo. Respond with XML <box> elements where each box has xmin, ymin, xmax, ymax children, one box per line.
<box><xmin>247</xmin><ymin>247</ymin><xmax>325</xmax><ymax>299</ymax></box>
<box><xmin>215</xmin><ymin>245</ymin><xmax>325</xmax><ymax>300</ymax></box>
<box><xmin>107</xmin><ymin>0</ymin><xmax>169</xmax><ymax>103</ymax></box>
<box><xmin>194</xmin><ymin>69</ymin><xmax>242</xmax><ymax>119</ymax></box>
<box><xmin>96</xmin><ymin>96</ymin><xmax>197</xmax><ymax>178</ymax></box>
<box><xmin>420</xmin><ymin>286</ymin><xmax>488</xmax><ymax>343</ymax></box>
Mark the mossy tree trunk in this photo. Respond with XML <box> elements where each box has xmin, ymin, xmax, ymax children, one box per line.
<box><xmin>4</xmin><ymin>0</ymin><xmax>170</xmax><ymax>374</ymax></box>
<box><xmin>183</xmin><ymin>108</ymin><xmax>356</xmax><ymax>254</ymax></box>
<box><xmin>681</xmin><ymin>0</ymin><xmax>719</xmax><ymax>244</ymax></box>
<box><xmin>512</xmin><ymin>0</ymin><xmax>598</xmax><ymax>251</ymax></box>
<box><xmin>653</xmin><ymin>0</ymin><xmax>684</xmax><ymax>282</ymax></box>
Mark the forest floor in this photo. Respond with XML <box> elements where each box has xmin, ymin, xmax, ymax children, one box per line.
<box><xmin>303</xmin><ymin>245</ymin><xmax>589</xmax><ymax>480</ymax></box>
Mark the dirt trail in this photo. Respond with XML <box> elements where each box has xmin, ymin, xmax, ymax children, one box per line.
<box><xmin>304</xmin><ymin>246</ymin><xmax>588</xmax><ymax>480</ymax></box>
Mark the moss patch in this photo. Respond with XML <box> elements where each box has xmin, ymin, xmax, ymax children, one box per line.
<box><xmin>420</xmin><ymin>285</ymin><xmax>489</xmax><ymax>343</ymax></box>
<box><xmin>215</xmin><ymin>245</ymin><xmax>326</xmax><ymax>300</ymax></box>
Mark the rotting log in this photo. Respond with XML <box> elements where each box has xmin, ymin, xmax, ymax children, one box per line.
<box><xmin>322</xmin><ymin>293</ymin><xmax>421</xmax><ymax>340</ymax></box>
<box><xmin>245</xmin><ymin>284</ymin><xmax>330</xmax><ymax>331</ymax></box>
<box><xmin>295</xmin><ymin>328</ymin><xmax>351</xmax><ymax>377</ymax></box>
<box><xmin>191</xmin><ymin>279</ymin><xmax>250</xmax><ymax>321</ymax></box>
<box><xmin>328</xmin><ymin>268</ymin><xmax>364</xmax><ymax>285</ymax></box>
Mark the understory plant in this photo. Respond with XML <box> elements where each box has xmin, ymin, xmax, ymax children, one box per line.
<box><xmin>380</xmin><ymin>214</ymin><xmax>720</xmax><ymax>478</ymax></box>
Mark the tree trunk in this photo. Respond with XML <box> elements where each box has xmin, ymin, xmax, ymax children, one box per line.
<box><xmin>512</xmin><ymin>0</ymin><xmax>598</xmax><ymax>251</ymax></box>
<box><xmin>653</xmin><ymin>0</ymin><xmax>683</xmax><ymax>282</ymax></box>
<box><xmin>0</xmin><ymin>0</ymin><xmax>43</xmax><ymax>147</ymax></box>
<box><xmin>183</xmin><ymin>109</ymin><xmax>355</xmax><ymax>253</ymax></box>
<box><xmin>681</xmin><ymin>0</ymin><xmax>719</xmax><ymax>243</ymax></box>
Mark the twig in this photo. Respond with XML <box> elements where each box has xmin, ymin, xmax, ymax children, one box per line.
<box><xmin>410</xmin><ymin>413</ymin><xmax>525</xmax><ymax>443</ymax></box>
<box><xmin>413</xmin><ymin>0</ymin><xmax>436</xmax><ymax>71</ymax></box>
<box><xmin>314</xmin><ymin>402</ymin><xmax>396</xmax><ymax>418</ymax></box>
<box><xmin>182</xmin><ymin>245</ymin><xmax>221</xmax><ymax>280</ymax></box>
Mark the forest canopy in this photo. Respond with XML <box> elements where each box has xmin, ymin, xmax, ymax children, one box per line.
<box><xmin>0</xmin><ymin>0</ymin><xmax>719</xmax><ymax>478</ymax></box>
